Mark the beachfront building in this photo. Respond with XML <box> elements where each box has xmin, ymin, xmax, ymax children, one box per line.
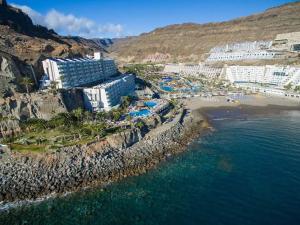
<box><xmin>42</xmin><ymin>53</ymin><xmax>117</xmax><ymax>89</ymax></box>
<box><xmin>272</xmin><ymin>32</ymin><xmax>300</xmax><ymax>52</ymax></box>
<box><xmin>83</xmin><ymin>74</ymin><xmax>136</xmax><ymax>112</ymax></box>
<box><xmin>164</xmin><ymin>63</ymin><xmax>223</xmax><ymax>79</ymax></box>
<box><xmin>225</xmin><ymin>65</ymin><xmax>300</xmax><ymax>87</ymax></box>
<box><xmin>225</xmin><ymin>65</ymin><xmax>300</xmax><ymax>97</ymax></box>
<box><xmin>206</xmin><ymin>41</ymin><xmax>280</xmax><ymax>62</ymax></box>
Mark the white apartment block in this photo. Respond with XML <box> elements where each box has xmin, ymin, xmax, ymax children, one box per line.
<box><xmin>83</xmin><ymin>74</ymin><xmax>135</xmax><ymax>112</ymax></box>
<box><xmin>210</xmin><ymin>41</ymin><xmax>273</xmax><ymax>53</ymax></box>
<box><xmin>206</xmin><ymin>40</ymin><xmax>280</xmax><ymax>62</ymax></box>
<box><xmin>42</xmin><ymin>53</ymin><xmax>117</xmax><ymax>89</ymax></box>
<box><xmin>164</xmin><ymin>63</ymin><xmax>223</xmax><ymax>79</ymax></box>
<box><xmin>272</xmin><ymin>32</ymin><xmax>300</xmax><ymax>52</ymax></box>
<box><xmin>206</xmin><ymin>51</ymin><xmax>278</xmax><ymax>62</ymax></box>
<box><xmin>225</xmin><ymin>65</ymin><xmax>300</xmax><ymax>88</ymax></box>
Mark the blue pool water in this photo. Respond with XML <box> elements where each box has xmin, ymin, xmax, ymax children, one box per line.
<box><xmin>161</xmin><ymin>86</ymin><xmax>174</xmax><ymax>92</ymax></box>
<box><xmin>129</xmin><ymin>109</ymin><xmax>151</xmax><ymax>117</ymax></box>
<box><xmin>144</xmin><ymin>101</ymin><xmax>157</xmax><ymax>108</ymax></box>
<box><xmin>1</xmin><ymin>111</ymin><xmax>300</xmax><ymax>225</ymax></box>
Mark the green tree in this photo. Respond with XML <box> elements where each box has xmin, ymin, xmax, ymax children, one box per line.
<box><xmin>73</xmin><ymin>108</ymin><xmax>83</xmax><ymax>122</ymax></box>
<box><xmin>49</xmin><ymin>81</ymin><xmax>59</xmax><ymax>93</ymax></box>
<box><xmin>135</xmin><ymin>121</ymin><xmax>145</xmax><ymax>129</ymax></box>
<box><xmin>284</xmin><ymin>83</ymin><xmax>293</xmax><ymax>90</ymax></box>
<box><xmin>112</xmin><ymin>110</ymin><xmax>122</xmax><ymax>121</ymax></box>
<box><xmin>96</xmin><ymin>112</ymin><xmax>107</xmax><ymax>122</ymax></box>
<box><xmin>20</xmin><ymin>77</ymin><xmax>34</xmax><ymax>94</ymax></box>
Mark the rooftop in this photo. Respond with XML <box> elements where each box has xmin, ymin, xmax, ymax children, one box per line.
<box><xmin>47</xmin><ymin>57</ymin><xmax>114</xmax><ymax>64</ymax></box>
<box><xmin>84</xmin><ymin>74</ymin><xmax>134</xmax><ymax>89</ymax></box>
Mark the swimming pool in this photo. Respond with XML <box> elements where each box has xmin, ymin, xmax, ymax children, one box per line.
<box><xmin>161</xmin><ymin>86</ymin><xmax>174</xmax><ymax>92</ymax></box>
<box><xmin>129</xmin><ymin>109</ymin><xmax>151</xmax><ymax>117</ymax></box>
<box><xmin>144</xmin><ymin>101</ymin><xmax>157</xmax><ymax>108</ymax></box>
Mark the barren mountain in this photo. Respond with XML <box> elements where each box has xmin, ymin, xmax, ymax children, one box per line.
<box><xmin>0</xmin><ymin>0</ymin><xmax>102</xmax><ymax>95</ymax></box>
<box><xmin>109</xmin><ymin>1</ymin><xmax>300</xmax><ymax>63</ymax></box>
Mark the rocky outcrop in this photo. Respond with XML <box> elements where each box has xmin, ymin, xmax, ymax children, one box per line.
<box><xmin>0</xmin><ymin>1</ymin><xmax>102</xmax><ymax>96</ymax></box>
<box><xmin>0</xmin><ymin>51</ymin><xmax>32</xmax><ymax>97</ymax></box>
<box><xmin>0</xmin><ymin>92</ymin><xmax>68</xmax><ymax>121</ymax></box>
<box><xmin>0</xmin><ymin>118</ymin><xmax>20</xmax><ymax>139</ymax></box>
<box><xmin>0</xmin><ymin>109</ymin><xmax>207</xmax><ymax>203</ymax></box>
<box><xmin>106</xmin><ymin>128</ymin><xmax>144</xmax><ymax>149</ymax></box>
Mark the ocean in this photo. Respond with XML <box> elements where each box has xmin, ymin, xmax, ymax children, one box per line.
<box><xmin>1</xmin><ymin>110</ymin><xmax>300</xmax><ymax>225</ymax></box>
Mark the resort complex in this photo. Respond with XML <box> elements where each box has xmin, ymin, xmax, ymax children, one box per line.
<box><xmin>161</xmin><ymin>31</ymin><xmax>300</xmax><ymax>99</ymax></box>
<box><xmin>2</xmin><ymin>1</ymin><xmax>300</xmax><ymax>223</ymax></box>
<box><xmin>41</xmin><ymin>53</ymin><xmax>138</xmax><ymax>112</ymax></box>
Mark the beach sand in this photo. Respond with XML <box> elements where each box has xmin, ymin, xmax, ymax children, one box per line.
<box><xmin>183</xmin><ymin>94</ymin><xmax>300</xmax><ymax>123</ymax></box>
<box><xmin>184</xmin><ymin>94</ymin><xmax>300</xmax><ymax>110</ymax></box>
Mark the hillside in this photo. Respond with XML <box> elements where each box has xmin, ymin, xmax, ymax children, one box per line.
<box><xmin>0</xmin><ymin>0</ymin><xmax>102</xmax><ymax>96</ymax></box>
<box><xmin>109</xmin><ymin>1</ymin><xmax>300</xmax><ymax>63</ymax></box>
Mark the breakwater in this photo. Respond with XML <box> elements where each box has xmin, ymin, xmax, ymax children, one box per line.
<box><xmin>0</xmin><ymin>109</ymin><xmax>207</xmax><ymax>203</ymax></box>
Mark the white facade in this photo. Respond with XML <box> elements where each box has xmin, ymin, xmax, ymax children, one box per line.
<box><xmin>42</xmin><ymin>53</ymin><xmax>117</xmax><ymax>89</ymax></box>
<box><xmin>164</xmin><ymin>63</ymin><xmax>223</xmax><ymax>79</ymax></box>
<box><xmin>206</xmin><ymin>40</ymin><xmax>280</xmax><ymax>62</ymax></box>
<box><xmin>210</xmin><ymin>41</ymin><xmax>273</xmax><ymax>53</ymax></box>
<box><xmin>83</xmin><ymin>74</ymin><xmax>136</xmax><ymax>112</ymax></box>
<box><xmin>206</xmin><ymin>51</ymin><xmax>278</xmax><ymax>62</ymax></box>
<box><xmin>272</xmin><ymin>32</ymin><xmax>300</xmax><ymax>52</ymax></box>
<box><xmin>225</xmin><ymin>65</ymin><xmax>300</xmax><ymax>87</ymax></box>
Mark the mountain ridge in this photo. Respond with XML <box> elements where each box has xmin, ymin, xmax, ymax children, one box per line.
<box><xmin>109</xmin><ymin>1</ymin><xmax>300</xmax><ymax>63</ymax></box>
<box><xmin>0</xmin><ymin>1</ymin><xmax>102</xmax><ymax>95</ymax></box>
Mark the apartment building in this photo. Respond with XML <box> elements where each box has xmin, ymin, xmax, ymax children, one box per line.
<box><xmin>42</xmin><ymin>53</ymin><xmax>117</xmax><ymax>89</ymax></box>
<box><xmin>164</xmin><ymin>63</ymin><xmax>223</xmax><ymax>79</ymax></box>
<box><xmin>206</xmin><ymin>41</ymin><xmax>280</xmax><ymax>62</ymax></box>
<box><xmin>272</xmin><ymin>32</ymin><xmax>300</xmax><ymax>52</ymax></box>
<box><xmin>83</xmin><ymin>74</ymin><xmax>136</xmax><ymax>112</ymax></box>
<box><xmin>210</xmin><ymin>41</ymin><xmax>273</xmax><ymax>53</ymax></box>
<box><xmin>225</xmin><ymin>65</ymin><xmax>300</xmax><ymax>87</ymax></box>
<box><xmin>206</xmin><ymin>51</ymin><xmax>278</xmax><ymax>62</ymax></box>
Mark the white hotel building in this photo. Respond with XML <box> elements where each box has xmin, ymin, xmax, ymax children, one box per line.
<box><xmin>164</xmin><ymin>63</ymin><xmax>223</xmax><ymax>79</ymax></box>
<box><xmin>42</xmin><ymin>53</ymin><xmax>136</xmax><ymax>111</ymax></box>
<box><xmin>225</xmin><ymin>65</ymin><xmax>300</xmax><ymax>96</ymax></box>
<box><xmin>83</xmin><ymin>74</ymin><xmax>136</xmax><ymax>112</ymax></box>
<box><xmin>42</xmin><ymin>53</ymin><xmax>117</xmax><ymax>89</ymax></box>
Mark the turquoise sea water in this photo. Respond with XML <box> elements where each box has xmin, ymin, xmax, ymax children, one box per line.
<box><xmin>1</xmin><ymin>111</ymin><xmax>300</xmax><ymax>225</ymax></box>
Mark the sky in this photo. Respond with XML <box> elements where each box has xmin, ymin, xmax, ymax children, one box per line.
<box><xmin>10</xmin><ymin>0</ymin><xmax>298</xmax><ymax>38</ymax></box>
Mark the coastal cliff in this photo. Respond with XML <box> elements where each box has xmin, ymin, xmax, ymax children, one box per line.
<box><xmin>0</xmin><ymin>109</ymin><xmax>207</xmax><ymax>203</ymax></box>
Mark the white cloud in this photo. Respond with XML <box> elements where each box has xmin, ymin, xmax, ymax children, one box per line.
<box><xmin>11</xmin><ymin>3</ymin><xmax>124</xmax><ymax>38</ymax></box>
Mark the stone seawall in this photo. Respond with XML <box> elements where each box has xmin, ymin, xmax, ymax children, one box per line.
<box><xmin>0</xmin><ymin>109</ymin><xmax>207</xmax><ymax>203</ymax></box>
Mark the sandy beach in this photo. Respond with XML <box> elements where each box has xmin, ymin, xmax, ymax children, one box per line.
<box><xmin>184</xmin><ymin>94</ymin><xmax>300</xmax><ymax>110</ymax></box>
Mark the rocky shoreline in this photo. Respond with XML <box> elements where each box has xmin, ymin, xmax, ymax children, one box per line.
<box><xmin>0</xmin><ymin>108</ymin><xmax>208</xmax><ymax>204</ymax></box>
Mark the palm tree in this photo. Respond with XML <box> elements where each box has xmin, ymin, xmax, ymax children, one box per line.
<box><xmin>20</xmin><ymin>77</ymin><xmax>33</xmax><ymax>94</ymax></box>
<box><xmin>73</xmin><ymin>108</ymin><xmax>83</xmax><ymax>122</ymax></box>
